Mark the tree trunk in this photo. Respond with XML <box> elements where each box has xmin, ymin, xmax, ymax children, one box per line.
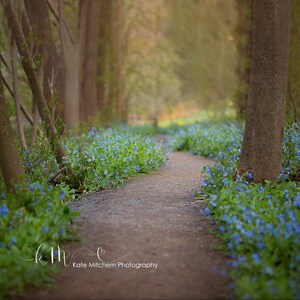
<box><xmin>3</xmin><ymin>0</ymin><xmax>67</xmax><ymax>165</ymax></box>
<box><xmin>234</xmin><ymin>0</ymin><xmax>252</xmax><ymax>118</ymax></box>
<box><xmin>109</xmin><ymin>0</ymin><xmax>125</xmax><ymax>123</ymax></box>
<box><xmin>97</xmin><ymin>0</ymin><xmax>112</xmax><ymax>124</ymax></box>
<box><xmin>81</xmin><ymin>0</ymin><xmax>100</xmax><ymax>122</ymax></box>
<box><xmin>0</xmin><ymin>66</ymin><xmax>25</xmax><ymax>193</ymax></box>
<box><xmin>58</xmin><ymin>0</ymin><xmax>82</xmax><ymax>129</ymax></box>
<box><xmin>24</xmin><ymin>0</ymin><xmax>64</xmax><ymax>120</ymax></box>
<box><xmin>238</xmin><ymin>0</ymin><xmax>291</xmax><ymax>183</ymax></box>
<box><xmin>11</xmin><ymin>38</ymin><xmax>27</xmax><ymax>149</ymax></box>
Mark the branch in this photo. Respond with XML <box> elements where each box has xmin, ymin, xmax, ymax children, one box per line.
<box><xmin>0</xmin><ymin>52</ymin><xmax>10</xmax><ymax>71</ymax></box>
<box><xmin>47</xmin><ymin>0</ymin><xmax>59</xmax><ymax>22</ymax></box>
<box><xmin>1</xmin><ymin>72</ymin><xmax>33</xmax><ymax>125</ymax></box>
<box><xmin>48</xmin><ymin>167</ymin><xmax>65</xmax><ymax>183</ymax></box>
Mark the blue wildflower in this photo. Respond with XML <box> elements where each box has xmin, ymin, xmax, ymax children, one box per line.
<box><xmin>0</xmin><ymin>204</ymin><xmax>8</xmax><ymax>218</ymax></box>
<box><xmin>219</xmin><ymin>226</ymin><xmax>226</xmax><ymax>233</ymax></box>
<box><xmin>252</xmin><ymin>253</ymin><xmax>260</xmax><ymax>265</ymax></box>
<box><xmin>200</xmin><ymin>207</ymin><xmax>210</xmax><ymax>217</ymax></box>
<box><xmin>41</xmin><ymin>227</ymin><xmax>49</xmax><ymax>233</ymax></box>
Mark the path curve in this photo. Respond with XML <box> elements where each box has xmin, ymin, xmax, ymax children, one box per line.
<box><xmin>25</xmin><ymin>152</ymin><xmax>228</xmax><ymax>299</ymax></box>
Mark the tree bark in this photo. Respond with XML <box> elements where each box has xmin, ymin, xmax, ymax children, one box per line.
<box><xmin>97</xmin><ymin>0</ymin><xmax>113</xmax><ymax>124</ymax></box>
<box><xmin>3</xmin><ymin>0</ymin><xmax>67</xmax><ymax>165</ymax></box>
<box><xmin>58</xmin><ymin>0</ymin><xmax>82</xmax><ymax>129</ymax></box>
<box><xmin>238</xmin><ymin>0</ymin><xmax>291</xmax><ymax>183</ymax></box>
<box><xmin>81</xmin><ymin>0</ymin><xmax>100</xmax><ymax>122</ymax></box>
<box><xmin>234</xmin><ymin>0</ymin><xmax>252</xmax><ymax>118</ymax></box>
<box><xmin>0</xmin><ymin>65</ymin><xmax>25</xmax><ymax>192</ymax></box>
<box><xmin>108</xmin><ymin>0</ymin><xmax>126</xmax><ymax>123</ymax></box>
<box><xmin>10</xmin><ymin>39</ymin><xmax>27</xmax><ymax>149</ymax></box>
<box><xmin>24</xmin><ymin>0</ymin><xmax>64</xmax><ymax>120</ymax></box>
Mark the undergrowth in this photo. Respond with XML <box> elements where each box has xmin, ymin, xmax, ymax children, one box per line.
<box><xmin>170</xmin><ymin>122</ymin><xmax>300</xmax><ymax>299</ymax></box>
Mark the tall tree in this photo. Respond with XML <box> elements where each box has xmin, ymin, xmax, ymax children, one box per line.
<box><xmin>81</xmin><ymin>0</ymin><xmax>100</xmax><ymax>122</ymax></box>
<box><xmin>2</xmin><ymin>0</ymin><xmax>67</xmax><ymax>165</ymax></box>
<box><xmin>58</xmin><ymin>0</ymin><xmax>84</xmax><ymax>129</ymax></box>
<box><xmin>238</xmin><ymin>0</ymin><xmax>291</xmax><ymax>183</ymax></box>
<box><xmin>97</xmin><ymin>0</ymin><xmax>112</xmax><ymax>124</ymax></box>
<box><xmin>109</xmin><ymin>0</ymin><xmax>126</xmax><ymax>123</ymax></box>
<box><xmin>24</xmin><ymin>0</ymin><xmax>64</xmax><ymax>120</ymax></box>
<box><xmin>233</xmin><ymin>0</ymin><xmax>252</xmax><ymax>118</ymax></box>
<box><xmin>10</xmin><ymin>39</ymin><xmax>27</xmax><ymax>148</ymax></box>
<box><xmin>0</xmin><ymin>66</ymin><xmax>25</xmax><ymax>192</ymax></box>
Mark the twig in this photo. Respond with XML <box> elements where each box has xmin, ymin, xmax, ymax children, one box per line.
<box><xmin>0</xmin><ymin>52</ymin><xmax>10</xmax><ymax>72</ymax></box>
<box><xmin>48</xmin><ymin>167</ymin><xmax>65</xmax><ymax>183</ymax></box>
<box><xmin>1</xmin><ymin>72</ymin><xmax>33</xmax><ymax>125</ymax></box>
<box><xmin>46</xmin><ymin>0</ymin><xmax>59</xmax><ymax>22</ymax></box>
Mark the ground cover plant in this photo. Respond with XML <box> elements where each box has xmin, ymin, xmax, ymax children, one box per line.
<box><xmin>0</xmin><ymin>127</ymin><xmax>167</xmax><ymax>298</ymax></box>
<box><xmin>170</xmin><ymin>122</ymin><xmax>300</xmax><ymax>299</ymax></box>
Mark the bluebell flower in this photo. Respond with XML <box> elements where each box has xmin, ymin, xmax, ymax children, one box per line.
<box><xmin>219</xmin><ymin>226</ymin><xmax>226</xmax><ymax>233</ymax></box>
<box><xmin>252</xmin><ymin>253</ymin><xmax>260</xmax><ymax>265</ymax></box>
<box><xmin>0</xmin><ymin>204</ymin><xmax>8</xmax><ymax>218</ymax></box>
<box><xmin>8</xmin><ymin>237</ymin><xmax>17</xmax><ymax>248</ymax></box>
<box><xmin>263</xmin><ymin>266</ymin><xmax>273</xmax><ymax>275</ymax></box>
<box><xmin>200</xmin><ymin>207</ymin><xmax>210</xmax><ymax>216</ymax></box>
<box><xmin>227</xmin><ymin>260</ymin><xmax>238</xmax><ymax>268</ymax></box>
<box><xmin>41</xmin><ymin>227</ymin><xmax>49</xmax><ymax>233</ymax></box>
<box><xmin>247</xmin><ymin>173</ymin><xmax>253</xmax><ymax>179</ymax></box>
<box><xmin>60</xmin><ymin>191</ymin><xmax>65</xmax><ymax>200</ymax></box>
<box><xmin>206</xmin><ymin>168</ymin><xmax>211</xmax><ymax>176</ymax></box>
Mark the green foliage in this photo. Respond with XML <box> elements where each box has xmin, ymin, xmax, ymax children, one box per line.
<box><xmin>170</xmin><ymin>122</ymin><xmax>300</xmax><ymax>299</ymax></box>
<box><xmin>23</xmin><ymin>127</ymin><xmax>167</xmax><ymax>191</ymax></box>
<box><xmin>0</xmin><ymin>183</ymin><xmax>75</xmax><ymax>298</ymax></box>
<box><xmin>0</xmin><ymin>127</ymin><xmax>167</xmax><ymax>298</ymax></box>
<box><xmin>63</xmin><ymin>128</ymin><xmax>167</xmax><ymax>191</ymax></box>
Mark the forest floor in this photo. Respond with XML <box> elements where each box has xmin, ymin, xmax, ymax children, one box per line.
<box><xmin>23</xmin><ymin>141</ymin><xmax>229</xmax><ymax>299</ymax></box>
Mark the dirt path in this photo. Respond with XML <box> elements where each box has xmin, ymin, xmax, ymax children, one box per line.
<box><xmin>25</xmin><ymin>152</ymin><xmax>229</xmax><ymax>299</ymax></box>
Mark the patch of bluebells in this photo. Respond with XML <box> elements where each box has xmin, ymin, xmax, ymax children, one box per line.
<box><xmin>0</xmin><ymin>183</ymin><xmax>76</xmax><ymax>298</ymax></box>
<box><xmin>64</xmin><ymin>128</ymin><xmax>167</xmax><ymax>191</ymax></box>
<box><xmin>0</xmin><ymin>126</ymin><xmax>166</xmax><ymax>297</ymax></box>
<box><xmin>171</xmin><ymin>122</ymin><xmax>300</xmax><ymax>299</ymax></box>
<box><xmin>21</xmin><ymin>127</ymin><xmax>167</xmax><ymax>191</ymax></box>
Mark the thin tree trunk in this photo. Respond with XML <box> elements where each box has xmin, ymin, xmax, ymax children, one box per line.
<box><xmin>81</xmin><ymin>0</ymin><xmax>100</xmax><ymax>122</ymax></box>
<box><xmin>234</xmin><ymin>0</ymin><xmax>252</xmax><ymax>118</ymax></box>
<box><xmin>0</xmin><ymin>64</ymin><xmax>25</xmax><ymax>193</ymax></box>
<box><xmin>58</xmin><ymin>0</ymin><xmax>81</xmax><ymax>129</ymax></box>
<box><xmin>10</xmin><ymin>38</ymin><xmax>27</xmax><ymax>149</ymax></box>
<box><xmin>3</xmin><ymin>0</ymin><xmax>67</xmax><ymax>165</ymax></box>
<box><xmin>108</xmin><ymin>0</ymin><xmax>125</xmax><ymax>123</ymax></box>
<box><xmin>98</xmin><ymin>0</ymin><xmax>113</xmax><ymax>124</ymax></box>
<box><xmin>24</xmin><ymin>0</ymin><xmax>64</xmax><ymax>120</ymax></box>
<box><xmin>238</xmin><ymin>0</ymin><xmax>291</xmax><ymax>183</ymax></box>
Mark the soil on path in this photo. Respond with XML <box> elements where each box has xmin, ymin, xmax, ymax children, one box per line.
<box><xmin>25</xmin><ymin>151</ymin><xmax>229</xmax><ymax>300</ymax></box>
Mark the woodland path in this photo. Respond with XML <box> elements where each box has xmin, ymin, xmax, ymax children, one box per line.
<box><xmin>24</xmin><ymin>143</ymin><xmax>229</xmax><ymax>299</ymax></box>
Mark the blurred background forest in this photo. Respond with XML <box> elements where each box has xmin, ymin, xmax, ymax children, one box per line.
<box><xmin>0</xmin><ymin>0</ymin><xmax>300</xmax><ymax>137</ymax></box>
